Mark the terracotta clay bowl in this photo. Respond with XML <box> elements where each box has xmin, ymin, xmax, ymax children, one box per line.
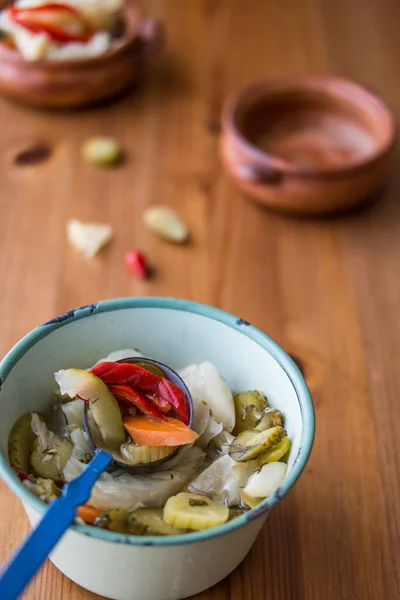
<box><xmin>0</xmin><ymin>2</ymin><xmax>164</xmax><ymax>109</ymax></box>
<box><xmin>221</xmin><ymin>76</ymin><xmax>395</xmax><ymax>215</ymax></box>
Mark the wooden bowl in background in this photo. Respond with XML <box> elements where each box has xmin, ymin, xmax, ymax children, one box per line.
<box><xmin>220</xmin><ymin>76</ymin><xmax>396</xmax><ymax>215</ymax></box>
<box><xmin>0</xmin><ymin>2</ymin><xmax>164</xmax><ymax>109</ymax></box>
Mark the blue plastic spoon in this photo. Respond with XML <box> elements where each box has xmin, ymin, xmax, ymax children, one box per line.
<box><xmin>0</xmin><ymin>450</ymin><xmax>111</xmax><ymax>600</ymax></box>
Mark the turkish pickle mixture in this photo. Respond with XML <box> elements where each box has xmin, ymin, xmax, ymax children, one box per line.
<box><xmin>0</xmin><ymin>0</ymin><xmax>125</xmax><ymax>62</ymax></box>
<box><xmin>8</xmin><ymin>349</ymin><xmax>291</xmax><ymax>535</ymax></box>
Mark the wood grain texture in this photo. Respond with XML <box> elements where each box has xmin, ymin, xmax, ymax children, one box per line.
<box><xmin>0</xmin><ymin>0</ymin><xmax>399</xmax><ymax>598</ymax></box>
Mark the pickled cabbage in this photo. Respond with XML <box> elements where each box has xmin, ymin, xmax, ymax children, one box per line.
<box><xmin>180</xmin><ymin>362</ymin><xmax>235</xmax><ymax>433</ymax></box>
<box><xmin>188</xmin><ymin>454</ymin><xmax>258</xmax><ymax>506</ymax></box>
<box><xmin>31</xmin><ymin>413</ymin><xmax>59</xmax><ymax>448</ymax></box>
<box><xmin>62</xmin><ymin>399</ymin><xmax>85</xmax><ymax>430</ymax></box>
<box><xmin>70</xmin><ymin>428</ymin><xmax>94</xmax><ymax>462</ymax></box>
<box><xmin>64</xmin><ymin>446</ymin><xmax>205</xmax><ymax>511</ymax></box>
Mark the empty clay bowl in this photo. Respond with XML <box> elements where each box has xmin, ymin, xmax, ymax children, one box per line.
<box><xmin>221</xmin><ymin>76</ymin><xmax>395</xmax><ymax>215</ymax></box>
<box><xmin>0</xmin><ymin>3</ymin><xmax>164</xmax><ymax>109</ymax></box>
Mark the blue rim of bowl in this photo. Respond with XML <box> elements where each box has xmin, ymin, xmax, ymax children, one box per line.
<box><xmin>0</xmin><ymin>297</ymin><xmax>315</xmax><ymax>546</ymax></box>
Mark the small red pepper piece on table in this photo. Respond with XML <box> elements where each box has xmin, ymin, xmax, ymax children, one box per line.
<box><xmin>125</xmin><ymin>251</ymin><xmax>148</xmax><ymax>279</ymax></box>
<box><xmin>8</xmin><ymin>3</ymin><xmax>93</xmax><ymax>44</ymax></box>
<box><xmin>91</xmin><ymin>362</ymin><xmax>190</xmax><ymax>425</ymax></box>
<box><xmin>107</xmin><ymin>384</ymin><xmax>167</xmax><ymax>421</ymax></box>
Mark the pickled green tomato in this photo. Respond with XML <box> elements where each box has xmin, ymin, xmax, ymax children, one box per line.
<box><xmin>8</xmin><ymin>413</ymin><xmax>37</xmax><ymax>474</ymax></box>
<box><xmin>55</xmin><ymin>369</ymin><xmax>125</xmax><ymax>450</ymax></box>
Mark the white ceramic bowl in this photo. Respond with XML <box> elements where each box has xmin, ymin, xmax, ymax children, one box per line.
<box><xmin>0</xmin><ymin>298</ymin><xmax>314</xmax><ymax>600</ymax></box>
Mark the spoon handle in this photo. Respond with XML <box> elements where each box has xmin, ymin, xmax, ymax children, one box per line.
<box><xmin>0</xmin><ymin>450</ymin><xmax>111</xmax><ymax>600</ymax></box>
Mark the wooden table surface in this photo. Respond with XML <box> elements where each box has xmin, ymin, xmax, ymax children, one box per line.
<box><xmin>1</xmin><ymin>0</ymin><xmax>400</xmax><ymax>598</ymax></box>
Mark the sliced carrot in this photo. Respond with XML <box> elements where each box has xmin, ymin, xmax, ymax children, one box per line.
<box><xmin>123</xmin><ymin>415</ymin><xmax>199</xmax><ymax>447</ymax></box>
<box><xmin>77</xmin><ymin>504</ymin><xmax>103</xmax><ymax>524</ymax></box>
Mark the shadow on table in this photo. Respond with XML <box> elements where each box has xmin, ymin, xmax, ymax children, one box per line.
<box><xmin>79</xmin><ymin>51</ymin><xmax>192</xmax><ymax>115</ymax></box>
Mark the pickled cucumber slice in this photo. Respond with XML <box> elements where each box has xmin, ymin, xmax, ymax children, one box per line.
<box><xmin>94</xmin><ymin>508</ymin><xmax>130</xmax><ymax>533</ymax></box>
<box><xmin>130</xmin><ymin>508</ymin><xmax>185</xmax><ymax>535</ymax></box>
<box><xmin>119</xmin><ymin>443</ymin><xmax>175</xmax><ymax>466</ymax></box>
<box><xmin>8</xmin><ymin>413</ymin><xmax>36</xmax><ymax>474</ymax></box>
<box><xmin>229</xmin><ymin>426</ymin><xmax>287</xmax><ymax>462</ymax></box>
<box><xmin>259</xmin><ymin>435</ymin><xmax>291</xmax><ymax>465</ymax></box>
<box><xmin>228</xmin><ymin>506</ymin><xmax>248</xmax><ymax>521</ymax></box>
<box><xmin>255</xmin><ymin>408</ymin><xmax>284</xmax><ymax>432</ymax></box>
<box><xmin>233</xmin><ymin>391</ymin><xmax>268</xmax><ymax>434</ymax></box>
<box><xmin>55</xmin><ymin>369</ymin><xmax>125</xmax><ymax>449</ymax></box>
<box><xmin>30</xmin><ymin>438</ymin><xmax>73</xmax><ymax>483</ymax></box>
<box><xmin>163</xmin><ymin>492</ymin><xmax>229</xmax><ymax>531</ymax></box>
<box><xmin>230</xmin><ymin>428</ymin><xmax>258</xmax><ymax>448</ymax></box>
